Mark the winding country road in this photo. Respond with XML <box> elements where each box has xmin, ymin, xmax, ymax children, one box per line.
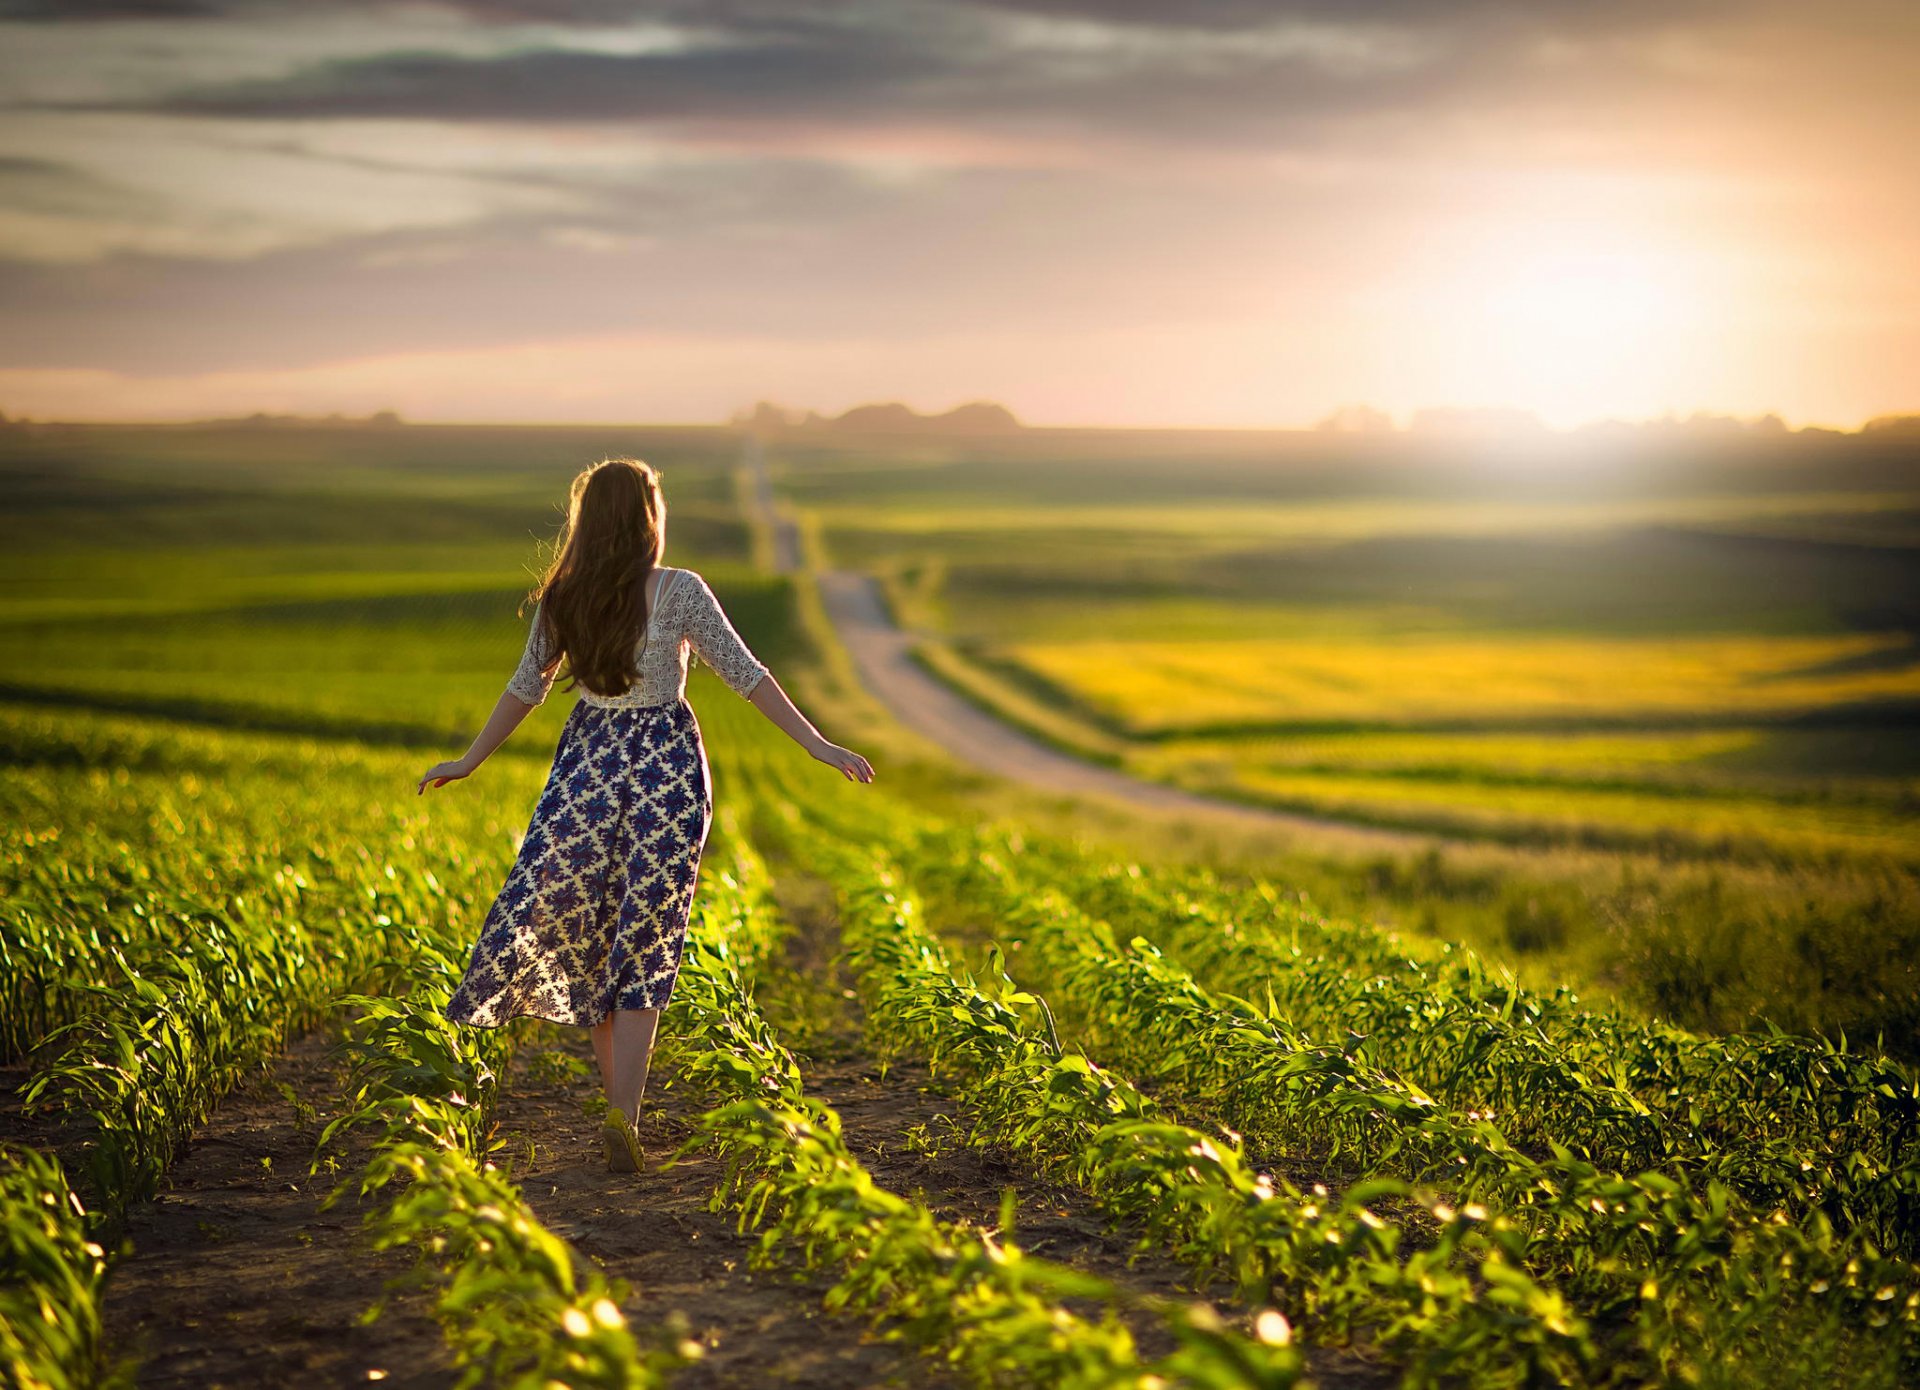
<box><xmin>744</xmin><ymin>436</ymin><xmax>1424</xmax><ymax>848</ymax></box>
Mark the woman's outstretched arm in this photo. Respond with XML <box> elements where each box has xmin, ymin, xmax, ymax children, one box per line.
<box><xmin>417</xmin><ymin>689</ymin><xmax>538</xmax><ymax>794</ymax></box>
<box><xmin>747</xmin><ymin>672</ymin><xmax>875</xmax><ymax>783</ymax></box>
<box><xmin>421</xmin><ymin>601</ymin><xmax>556</xmax><ymax>794</ymax></box>
<box><xmin>682</xmin><ymin>570</ymin><xmax>874</xmax><ymax>783</ymax></box>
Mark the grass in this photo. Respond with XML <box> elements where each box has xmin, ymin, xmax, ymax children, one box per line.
<box><xmin>1183</xmin><ymin>764</ymin><xmax>1920</xmax><ymax>863</ymax></box>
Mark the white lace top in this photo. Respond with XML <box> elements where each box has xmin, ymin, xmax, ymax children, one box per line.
<box><xmin>505</xmin><ymin>566</ymin><xmax>769</xmax><ymax>709</ymax></box>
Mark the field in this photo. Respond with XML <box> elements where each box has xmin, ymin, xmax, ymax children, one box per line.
<box><xmin>778</xmin><ymin>426</ymin><xmax>1920</xmax><ymax>1045</ymax></box>
<box><xmin>4</xmin><ymin>420</ymin><xmax>1919</xmax><ymax>1388</ymax></box>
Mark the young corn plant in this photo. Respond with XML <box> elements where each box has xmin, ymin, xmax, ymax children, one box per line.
<box><xmin>883</xmin><ymin>832</ymin><xmax>1920</xmax><ymax>1386</ymax></box>
<box><xmin>323</xmin><ymin>961</ymin><xmax>694</xmax><ymax>1390</ymax></box>
<box><xmin>820</xmin><ymin>841</ymin><xmax>1601</xmax><ymax>1390</ymax></box>
<box><xmin>0</xmin><ymin>1144</ymin><xmax>116</xmax><ymax>1390</ymax></box>
<box><xmin>660</xmin><ymin>855</ymin><xmax>1310</xmax><ymax>1389</ymax></box>
<box><xmin>997</xmin><ymin>834</ymin><xmax>1920</xmax><ymax>1259</ymax></box>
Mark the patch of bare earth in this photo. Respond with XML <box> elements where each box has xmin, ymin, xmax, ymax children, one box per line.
<box><xmin>91</xmin><ymin>1031</ymin><xmax>456</xmax><ymax>1388</ymax></box>
<box><xmin>490</xmin><ymin>1032</ymin><xmax>963</xmax><ymax>1389</ymax></box>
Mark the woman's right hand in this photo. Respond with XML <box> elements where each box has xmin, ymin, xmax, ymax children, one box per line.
<box><xmin>814</xmin><ymin>742</ymin><xmax>875</xmax><ymax>783</ymax></box>
<box><xmin>417</xmin><ymin>758</ymin><xmax>472</xmax><ymax>795</ymax></box>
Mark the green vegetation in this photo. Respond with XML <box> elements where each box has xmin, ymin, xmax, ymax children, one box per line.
<box><xmin>774</xmin><ymin>425</ymin><xmax>1920</xmax><ymax>1051</ymax></box>
<box><xmin>2</xmin><ymin>419</ymin><xmax>1917</xmax><ymax>1386</ymax></box>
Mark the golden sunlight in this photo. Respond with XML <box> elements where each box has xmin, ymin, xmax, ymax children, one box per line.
<box><xmin>1396</xmin><ymin>230</ymin><xmax>1711</xmax><ymax>427</ymax></box>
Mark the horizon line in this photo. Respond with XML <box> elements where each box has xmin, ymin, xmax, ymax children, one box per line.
<box><xmin>8</xmin><ymin>407</ymin><xmax>1916</xmax><ymax>436</ymax></box>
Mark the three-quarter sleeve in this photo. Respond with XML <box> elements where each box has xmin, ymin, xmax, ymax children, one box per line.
<box><xmin>505</xmin><ymin>600</ymin><xmax>560</xmax><ymax>707</ymax></box>
<box><xmin>682</xmin><ymin>572</ymin><xmax>768</xmax><ymax>698</ymax></box>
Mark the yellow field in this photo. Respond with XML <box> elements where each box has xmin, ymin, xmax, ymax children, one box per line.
<box><xmin>1006</xmin><ymin>631</ymin><xmax>1920</xmax><ymax>731</ymax></box>
<box><xmin>1153</xmin><ymin>728</ymin><xmax>1765</xmax><ymax>778</ymax></box>
<box><xmin>1163</xmin><ymin>766</ymin><xmax>1920</xmax><ymax>862</ymax></box>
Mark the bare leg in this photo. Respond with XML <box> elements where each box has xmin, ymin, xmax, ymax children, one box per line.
<box><xmin>607</xmin><ymin>1007</ymin><xmax>661</xmax><ymax>1118</ymax></box>
<box><xmin>589</xmin><ymin>1016</ymin><xmax>614</xmax><ymax>1098</ymax></box>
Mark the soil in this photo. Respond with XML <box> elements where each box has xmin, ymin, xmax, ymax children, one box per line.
<box><xmin>492</xmin><ymin>1035</ymin><xmax>960</xmax><ymax>1389</ymax></box>
<box><xmin>94</xmin><ymin>1031</ymin><xmax>456</xmax><ymax>1388</ymax></box>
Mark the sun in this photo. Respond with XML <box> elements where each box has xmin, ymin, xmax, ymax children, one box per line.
<box><xmin>1387</xmin><ymin>229</ymin><xmax>1713</xmax><ymax>427</ymax></box>
<box><xmin>1482</xmin><ymin>249</ymin><xmax>1675</xmax><ymax>347</ymax></box>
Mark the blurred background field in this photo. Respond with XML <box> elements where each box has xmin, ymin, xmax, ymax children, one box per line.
<box><xmin>3</xmin><ymin>416</ymin><xmax>1916</xmax><ymax>1056</ymax></box>
<box><xmin>789</xmin><ymin>421</ymin><xmax>1920</xmax><ymax>1050</ymax></box>
<box><xmin>795</xmin><ymin>428</ymin><xmax>1920</xmax><ymax>857</ymax></box>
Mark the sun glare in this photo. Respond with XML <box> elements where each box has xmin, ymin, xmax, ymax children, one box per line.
<box><xmin>1382</xmin><ymin>224</ymin><xmax>1713</xmax><ymax>427</ymax></box>
<box><xmin>1482</xmin><ymin>250</ymin><xmax>1675</xmax><ymax>347</ymax></box>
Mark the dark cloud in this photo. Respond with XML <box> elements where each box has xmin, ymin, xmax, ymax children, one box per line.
<box><xmin>0</xmin><ymin>0</ymin><xmax>224</xmax><ymax>17</ymax></box>
<box><xmin>962</xmin><ymin>0</ymin><xmax>1743</xmax><ymax>30</ymax></box>
<box><xmin>142</xmin><ymin>27</ymin><xmax>961</xmax><ymax>124</ymax></box>
<box><xmin>0</xmin><ymin>0</ymin><xmax>925</xmax><ymax>25</ymax></box>
<box><xmin>52</xmin><ymin>4</ymin><xmax>1479</xmax><ymax>155</ymax></box>
<box><xmin>969</xmin><ymin>0</ymin><xmax>1420</xmax><ymax>28</ymax></box>
<box><xmin>9</xmin><ymin>0</ymin><xmax>1823</xmax><ymax>159</ymax></box>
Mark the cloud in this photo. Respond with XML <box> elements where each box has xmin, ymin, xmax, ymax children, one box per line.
<box><xmin>38</xmin><ymin>0</ymin><xmax>1837</xmax><ymax>174</ymax></box>
<box><xmin>20</xmin><ymin>4</ymin><xmax>1494</xmax><ymax>190</ymax></box>
<box><xmin>0</xmin><ymin>154</ymin><xmax>162</xmax><ymax>216</ymax></box>
<box><xmin>0</xmin><ymin>111</ymin><xmax>589</xmax><ymax>262</ymax></box>
<box><xmin>0</xmin><ymin>0</ymin><xmax>223</xmax><ymax>17</ymax></box>
<box><xmin>139</xmin><ymin>27</ymin><xmax>960</xmax><ymax>124</ymax></box>
<box><xmin>0</xmin><ymin>132</ymin><xmax>1360</xmax><ymax>374</ymax></box>
<box><xmin>0</xmin><ymin>0</ymin><xmax>1912</xmax><ymax>428</ymax></box>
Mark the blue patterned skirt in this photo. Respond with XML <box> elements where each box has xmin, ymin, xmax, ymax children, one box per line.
<box><xmin>445</xmin><ymin>696</ymin><xmax>713</xmax><ymax>1029</ymax></box>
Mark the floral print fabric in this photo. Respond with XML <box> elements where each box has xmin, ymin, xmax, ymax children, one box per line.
<box><xmin>445</xmin><ymin>696</ymin><xmax>713</xmax><ymax>1028</ymax></box>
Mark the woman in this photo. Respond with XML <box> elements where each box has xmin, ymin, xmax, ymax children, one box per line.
<box><xmin>416</xmin><ymin>456</ymin><xmax>874</xmax><ymax>1174</ymax></box>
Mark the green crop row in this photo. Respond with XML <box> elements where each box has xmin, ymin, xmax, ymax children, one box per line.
<box><xmin>0</xmin><ymin>705</ymin><xmax>589</xmax><ymax>1385</ymax></box>
<box><xmin>716</xmin><ymin>756</ymin><xmax>1920</xmax><ymax>1389</ymax></box>
<box><xmin>324</xmin><ymin>941</ymin><xmax>694</xmax><ymax>1390</ymax></box>
<box><xmin>0</xmin><ymin>762</ymin><xmax>320</xmax><ymax>1063</ymax></box>
<box><xmin>757</xmin><ymin>756</ymin><xmax>1920</xmax><ymax>1263</ymax></box>
<box><xmin>915</xmin><ymin>828</ymin><xmax>1920</xmax><ymax>1260</ymax></box>
<box><xmin>794</xmin><ymin>822</ymin><xmax>1599</xmax><ymax>1389</ymax></box>
<box><xmin>1039</xmin><ymin>834</ymin><xmax>1920</xmax><ymax>1185</ymax></box>
<box><xmin>721</xmin><ymin>756</ymin><xmax>1920</xmax><ymax>1382</ymax></box>
<box><xmin>0</xmin><ymin>1145</ymin><xmax>116</xmax><ymax>1390</ymax></box>
<box><xmin>892</xmin><ymin>835</ymin><xmax>1919</xmax><ymax>1386</ymax></box>
<box><xmin>661</xmin><ymin>844</ymin><xmax>1312</xmax><ymax>1389</ymax></box>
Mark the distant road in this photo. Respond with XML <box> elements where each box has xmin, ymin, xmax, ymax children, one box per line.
<box><xmin>742</xmin><ymin>435</ymin><xmax>1424</xmax><ymax>848</ymax></box>
<box><xmin>744</xmin><ymin>434</ymin><xmax>802</xmax><ymax>572</ymax></box>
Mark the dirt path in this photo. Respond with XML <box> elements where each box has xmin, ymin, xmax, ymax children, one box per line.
<box><xmin>95</xmin><ymin>1032</ymin><xmax>456</xmax><ymax>1388</ymax></box>
<box><xmin>490</xmin><ymin>1033</ymin><xmax>963</xmax><ymax>1390</ymax></box>
<box><xmin>745</xmin><ymin>433</ymin><xmax>804</xmax><ymax>574</ymax></box>
<box><xmin>479</xmin><ymin>845</ymin><xmax>1385</xmax><ymax>1388</ymax></box>
<box><xmin>486</xmin><ymin>947</ymin><xmax>1275</xmax><ymax>1383</ymax></box>
<box><xmin>739</xmin><ymin>434</ymin><xmax>1422</xmax><ymax>853</ymax></box>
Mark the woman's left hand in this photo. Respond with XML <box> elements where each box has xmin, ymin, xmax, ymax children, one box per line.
<box><xmin>418</xmin><ymin>758</ymin><xmax>472</xmax><ymax>794</ymax></box>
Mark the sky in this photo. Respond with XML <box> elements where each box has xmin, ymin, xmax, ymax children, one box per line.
<box><xmin>0</xmin><ymin>0</ymin><xmax>1915</xmax><ymax>429</ymax></box>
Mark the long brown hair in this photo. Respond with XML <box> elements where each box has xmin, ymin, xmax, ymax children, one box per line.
<box><xmin>525</xmin><ymin>457</ymin><xmax>665</xmax><ymax>698</ymax></box>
